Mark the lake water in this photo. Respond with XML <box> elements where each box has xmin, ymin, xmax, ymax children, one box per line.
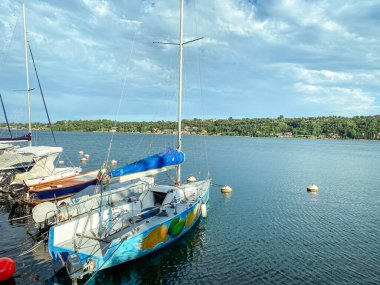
<box><xmin>1</xmin><ymin>131</ymin><xmax>379</xmax><ymax>284</ymax></box>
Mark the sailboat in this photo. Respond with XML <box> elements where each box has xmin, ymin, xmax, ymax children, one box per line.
<box><xmin>47</xmin><ymin>1</ymin><xmax>210</xmax><ymax>281</ymax></box>
<box><xmin>0</xmin><ymin>93</ymin><xmax>35</xmax><ymax>183</ymax></box>
<box><xmin>0</xmin><ymin>3</ymin><xmax>98</xmax><ymax>202</ymax></box>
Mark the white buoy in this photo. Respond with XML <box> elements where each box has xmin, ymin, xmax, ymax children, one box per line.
<box><xmin>201</xmin><ymin>203</ymin><xmax>207</xmax><ymax>218</ymax></box>
<box><xmin>84</xmin><ymin>154</ymin><xmax>90</xmax><ymax>159</ymax></box>
<box><xmin>111</xmin><ymin>160</ymin><xmax>117</xmax><ymax>165</ymax></box>
<box><xmin>79</xmin><ymin>150</ymin><xmax>84</xmax><ymax>155</ymax></box>
<box><xmin>307</xmin><ymin>184</ymin><xmax>319</xmax><ymax>192</ymax></box>
<box><xmin>221</xmin><ymin>185</ymin><xmax>232</xmax><ymax>193</ymax></box>
<box><xmin>187</xmin><ymin>176</ymin><xmax>197</xmax><ymax>183</ymax></box>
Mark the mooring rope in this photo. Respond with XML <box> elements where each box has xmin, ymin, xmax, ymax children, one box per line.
<box><xmin>17</xmin><ymin>238</ymin><xmax>45</xmax><ymax>256</ymax></box>
<box><xmin>0</xmin><ymin>214</ymin><xmax>32</xmax><ymax>223</ymax></box>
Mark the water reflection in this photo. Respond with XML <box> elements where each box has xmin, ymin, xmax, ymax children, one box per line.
<box><xmin>307</xmin><ymin>190</ymin><xmax>319</xmax><ymax>202</ymax></box>
<box><xmin>222</xmin><ymin>192</ymin><xmax>233</xmax><ymax>202</ymax></box>
<box><xmin>0</xmin><ymin>195</ymin><xmax>32</xmax><ymax>224</ymax></box>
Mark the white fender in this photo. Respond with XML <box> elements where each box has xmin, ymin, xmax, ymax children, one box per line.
<box><xmin>201</xmin><ymin>203</ymin><xmax>207</xmax><ymax>218</ymax></box>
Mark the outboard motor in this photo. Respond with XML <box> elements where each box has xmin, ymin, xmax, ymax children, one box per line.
<box><xmin>8</xmin><ymin>183</ymin><xmax>28</xmax><ymax>198</ymax></box>
<box><xmin>0</xmin><ymin>170</ymin><xmax>17</xmax><ymax>187</ymax></box>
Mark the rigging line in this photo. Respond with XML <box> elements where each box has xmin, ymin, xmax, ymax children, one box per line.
<box><xmin>83</xmin><ymin>239</ymin><xmax>125</xmax><ymax>285</ymax></box>
<box><xmin>102</xmin><ymin>30</ymin><xmax>138</xmax><ymax>168</ymax></box>
<box><xmin>27</xmin><ymin>41</ymin><xmax>57</xmax><ymax>146</ymax></box>
<box><xmin>0</xmin><ymin>11</ymin><xmax>21</xmax><ymax>74</ymax></box>
<box><xmin>0</xmin><ymin>93</ymin><xmax>13</xmax><ymax>138</ymax></box>
<box><xmin>17</xmin><ymin>239</ymin><xmax>45</xmax><ymax>257</ymax></box>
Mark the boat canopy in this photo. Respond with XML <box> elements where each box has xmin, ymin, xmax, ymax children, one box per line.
<box><xmin>15</xmin><ymin>146</ymin><xmax>63</xmax><ymax>157</ymax></box>
<box><xmin>0</xmin><ymin>143</ymin><xmax>14</xmax><ymax>151</ymax></box>
<box><xmin>110</xmin><ymin>148</ymin><xmax>185</xmax><ymax>178</ymax></box>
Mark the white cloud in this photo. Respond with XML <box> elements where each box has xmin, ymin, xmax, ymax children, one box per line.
<box><xmin>214</xmin><ymin>0</ymin><xmax>291</xmax><ymax>43</ymax></box>
<box><xmin>295</xmin><ymin>68</ymin><xmax>353</xmax><ymax>84</ymax></box>
<box><xmin>82</xmin><ymin>0</ymin><xmax>111</xmax><ymax>17</ymax></box>
<box><xmin>300</xmin><ymin>84</ymin><xmax>377</xmax><ymax>114</ymax></box>
<box><xmin>294</xmin><ymin>83</ymin><xmax>320</xmax><ymax>93</ymax></box>
<box><xmin>1</xmin><ymin>0</ymin><xmax>380</xmax><ymax>121</ymax></box>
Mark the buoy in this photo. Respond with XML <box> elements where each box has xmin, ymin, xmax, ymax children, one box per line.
<box><xmin>0</xmin><ymin>257</ymin><xmax>16</xmax><ymax>281</ymax></box>
<box><xmin>221</xmin><ymin>185</ymin><xmax>232</xmax><ymax>193</ymax></box>
<box><xmin>79</xmin><ymin>150</ymin><xmax>84</xmax><ymax>155</ymax></box>
<box><xmin>201</xmin><ymin>203</ymin><xmax>207</xmax><ymax>218</ymax></box>
<box><xmin>307</xmin><ymin>184</ymin><xmax>319</xmax><ymax>192</ymax></box>
<box><xmin>111</xmin><ymin>160</ymin><xmax>117</xmax><ymax>165</ymax></box>
<box><xmin>187</xmin><ymin>176</ymin><xmax>197</xmax><ymax>183</ymax></box>
<box><xmin>84</xmin><ymin>154</ymin><xmax>90</xmax><ymax>159</ymax></box>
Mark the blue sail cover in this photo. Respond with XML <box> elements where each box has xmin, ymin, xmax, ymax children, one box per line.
<box><xmin>109</xmin><ymin>148</ymin><xmax>185</xmax><ymax>178</ymax></box>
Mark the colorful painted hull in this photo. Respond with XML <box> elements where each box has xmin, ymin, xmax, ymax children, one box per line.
<box><xmin>48</xmin><ymin>185</ymin><xmax>210</xmax><ymax>272</ymax></box>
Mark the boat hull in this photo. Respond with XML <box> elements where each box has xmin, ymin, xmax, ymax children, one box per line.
<box><xmin>27</xmin><ymin>170</ymin><xmax>99</xmax><ymax>204</ymax></box>
<box><xmin>48</xmin><ymin>183</ymin><xmax>210</xmax><ymax>272</ymax></box>
<box><xmin>29</xmin><ymin>179</ymin><xmax>98</xmax><ymax>203</ymax></box>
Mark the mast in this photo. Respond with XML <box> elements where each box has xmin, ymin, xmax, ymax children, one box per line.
<box><xmin>176</xmin><ymin>0</ymin><xmax>184</xmax><ymax>185</ymax></box>
<box><xmin>22</xmin><ymin>2</ymin><xmax>32</xmax><ymax>146</ymax></box>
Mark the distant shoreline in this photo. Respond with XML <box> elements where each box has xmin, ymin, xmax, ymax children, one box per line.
<box><xmin>1</xmin><ymin>115</ymin><xmax>379</xmax><ymax>141</ymax></box>
<box><xmin>1</xmin><ymin>128</ymin><xmax>379</xmax><ymax>142</ymax></box>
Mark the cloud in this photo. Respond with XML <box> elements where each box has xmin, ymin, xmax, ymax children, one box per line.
<box><xmin>298</xmin><ymin>83</ymin><xmax>378</xmax><ymax>114</ymax></box>
<box><xmin>82</xmin><ymin>0</ymin><xmax>111</xmax><ymax>17</ymax></box>
<box><xmin>0</xmin><ymin>0</ymin><xmax>380</xmax><ymax>122</ymax></box>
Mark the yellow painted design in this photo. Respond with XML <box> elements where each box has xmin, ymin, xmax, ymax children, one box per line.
<box><xmin>185</xmin><ymin>204</ymin><xmax>199</xmax><ymax>228</ymax></box>
<box><xmin>141</xmin><ymin>224</ymin><xmax>168</xmax><ymax>250</ymax></box>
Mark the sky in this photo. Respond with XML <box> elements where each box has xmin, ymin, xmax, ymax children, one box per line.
<box><xmin>0</xmin><ymin>0</ymin><xmax>379</xmax><ymax>123</ymax></box>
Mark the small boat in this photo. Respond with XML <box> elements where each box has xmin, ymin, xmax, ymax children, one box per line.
<box><xmin>0</xmin><ymin>94</ymin><xmax>32</xmax><ymax>164</ymax></box>
<box><xmin>4</xmin><ymin>146</ymin><xmax>81</xmax><ymax>186</ymax></box>
<box><xmin>0</xmin><ymin>4</ymin><xmax>96</xmax><ymax>202</ymax></box>
<box><xmin>47</xmin><ymin>1</ymin><xmax>210</xmax><ymax>280</ymax></box>
<box><xmin>3</xmin><ymin>6</ymin><xmax>112</xmax><ymax>213</ymax></box>
<box><xmin>48</xmin><ymin>179</ymin><xmax>209</xmax><ymax>280</ymax></box>
<box><xmin>25</xmin><ymin>169</ymin><xmax>99</xmax><ymax>204</ymax></box>
<box><xmin>0</xmin><ymin>133</ymin><xmax>34</xmax><ymax>180</ymax></box>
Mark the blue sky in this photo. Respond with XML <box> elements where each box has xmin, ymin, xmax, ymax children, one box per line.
<box><xmin>0</xmin><ymin>0</ymin><xmax>379</xmax><ymax>123</ymax></box>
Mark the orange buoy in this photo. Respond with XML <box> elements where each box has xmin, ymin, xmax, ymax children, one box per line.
<box><xmin>0</xmin><ymin>257</ymin><xmax>16</xmax><ymax>281</ymax></box>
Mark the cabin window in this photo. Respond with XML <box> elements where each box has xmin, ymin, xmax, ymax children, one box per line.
<box><xmin>153</xmin><ymin>191</ymin><xmax>167</xmax><ymax>206</ymax></box>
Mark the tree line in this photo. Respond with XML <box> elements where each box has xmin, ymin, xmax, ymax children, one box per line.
<box><xmin>1</xmin><ymin>115</ymin><xmax>380</xmax><ymax>140</ymax></box>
